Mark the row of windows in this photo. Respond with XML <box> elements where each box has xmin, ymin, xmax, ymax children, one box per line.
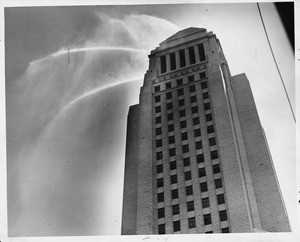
<box><xmin>156</xmin><ymin>147</ymin><xmax>218</xmax><ymax>160</ymax></box>
<box><xmin>158</xmin><ymin>210</ymin><xmax>228</xmax><ymax>233</ymax></box>
<box><xmin>154</xmin><ymin>72</ymin><xmax>207</xmax><ymax>93</ymax></box>
<box><xmin>160</xmin><ymin>43</ymin><xmax>206</xmax><ymax>74</ymax></box>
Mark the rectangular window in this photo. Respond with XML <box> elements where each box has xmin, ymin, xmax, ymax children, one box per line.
<box><xmin>186</xmin><ymin>185</ymin><xmax>193</xmax><ymax>196</ymax></box>
<box><xmin>155</xmin><ymin>106</ymin><xmax>161</xmax><ymax>113</ymax></box>
<box><xmin>202</xmin><ymin>92</ymin><xmax>209</xmax><ymax>100</ymax></box>
<box><xmin>209</xmin><ymin>137</ymin><xmax>216</xmax><ymax>146</ymax></box>
<box><xmin>185</xmin><ymin>171</ymin><xmax>192</xmax><ymax>181</ymax></box>
<box><xmin>194</xmin><ymin>128</ymin><xmax>201</xmax><ymax>137</ymax></box>
<box><xmin>196</xmin><ymin>141</ymin><xmax>202</xmax><ymax>150</ymax></box>
<box><xmin>166</xmin><ymin>91</ymin><xmax>172</xmax><ymax>99</ymax></box>
<box><xmin>182</xmin><ymin>144</ymin><xmax>189</xmax><ymax>153</ymax></box>
<box><xmin>157</xmin><ymin>192</ymin><xmax>164</xmax><ymax>203</ymax></box>
<box><xmin>155</xmin><ymin>95</ymin><xmax>161</xmax><ymax>103</ymax></box>
<box><xmin>157</xmin><ymin>164</ymin><xmax>163</xmax><ymax>174</ymax></box>
<box><xmin>172</xmin><ymin>204</ymin><xmax>180</xmax><ymax>215</ymax></box>
<box><xmin>167</xmin><ymin>113</ymin><xmax>173</xmax><ymax>121</ymax></box>
<box><xmin>198</xmin><ymin>43</ymin><xmax>206</xmax><ymax>62</ymax></box>
<box><xmin>205</xmin><ymin>113</ymin><xmax>212</xmax><ymax>122</ymax></box>
<box><xmin>204</xmin><ymin>102</ymin><xmax>211</xmax><ymax>111</ymax></box>
<box><xmin>201</xmin><ymin>81</ymin><xmax>208</xmax><ymax>89</ymax></box>
<box><xmin>200</xmin><ymin>182</ymin><xmax>208</xmax><ymax>192</ymax></box>
<box><xmin>179</xmin><ymin>99</ymin><xmax>185</xmax><ymax>106</ymax></box>
<box><xmin>193</xmin><ymin>117</ymin><xmax>200</xmax><ymax>125</ymax></box>
<box><xmin>165</xmin><ymin>82</ymin><xmax>172</xmax><ymax>89</ymax></box>
<box><xmin>169</xmin><ymin>136</ymin><xmax>175</xmax><ymax>144</ymax></box>
<box><xmin>213</xmin><ymin>164</ymin><xmax>220</xmax><ymax>174</ymax></box>
<box><xmin>219</xmin><ymin>210</ymin><xmax>228</xmax><ymax>222</ymax></box>
<box><xmin>190</xmin><ymin>95</ymin><xmax>197</xmax><ymax>103</ymax></box>
<box><xmin>217</xmin><ymin>194</ymin><xmax>225</xmax><ymax>205</ymax></box>
<box><xmin>188</xmin><ymin>217</ymin><xmax>196</xmax><ymax>229</ymax></box>
<box><xmin>179</xmin><ymin>109</ymin><xmax>186</xmax><ymax>117</ymax></box>
<box><xmin>173</xmin><ymin>220</ymin><xmax>181</xmax><ymax>232</ymax></box>
<box><xmin>180</xmin><ymin>120</ymin><xmax>187</xmax><ymax>129</ymax></box>
<box><xmin>181</xmin><ymin>132</ymin><xmax>188</xmax><ymax>140</ymax></box>
<box><xmin>160</xmin><ymin>55</ymin><xmax>166</xmax><ymax>73</ymax></box>
<box><xmin>167</xmin><ymin>102</ymin><xmax>173</xmax><ymax>110</ymax></box>
<box><xmin>156</xmin><ymin>139</ymin><xmax>162</xmax><ymax>148</ymax></box>
<box><xmin>158</xmin><ymin>208</ymin><xmax>165</xmax><ymax>218</ymax></box>
<box><xmin>187</xmin><ymin>201</ymin><xmax>194</xmax><ymax>212</ymax></box>
<box><xmin>158</xmin><ymin>224</ymin><xmax>165</xmax><ymax>234</ymax></box>
<box><xmin>171</xmin><ymin>174</ymin><xmax>178</xmax><ymax>184</ymax></box>
<box><xmin>199</xmin><ymin>168</ymin><xmax>206</xmax><ymax>178</ymax></box>
<box><xmin>197</xmin><ymin>154</ymin><xmax>204</xmax><ymax>163</ymax></box>
<box><xmin>204</xmin><ymin>214</ymin><xmax>212</xmax><ymax>225</ymax></box>
<box><xmin>207</xmin><ymin>125</ymin><xmax>214</xmax><ymax>134</ymax></box>
<box><xmin>157</xmin><ymin>178</ymin><xmax>164</xmax><ymax>188</ymax></box>
<box><xmin>156</xmin><ymin>127</ymin><xmax>162</xmax><ymax>136</ymax></box>
<box><xmin>189</xmin><ymin>85</ymin><xmax>196</xmax><ymax>92</ymax></box>
<box><xmin>183</xmin><ymin>157</ymin><xmax>190</xmax><ymax>167</ymax></box>
<box><xmin>176</xmin><ymin>78</ymin><xmax>183</xmax><ymax>86</ymax></box>
<box><xmin>172</xmin><ymin>189</ymin><xmax>179</xmax><ymax>199</ymax></box>
<box><xmin>222</xmin><ymin>227</ymin><xmax>230</xmax><ymax>233</ymax></box>
<box><xmin>170</xmin><ymin>52</ymin><xmax>176</xmax><ymax>71</ymax></box>
<box><xmin>177</xmin><ymin>88</ymin><xmax>184</xmax><ymax>96</ymax></box>
<box><xmin>215</xmin><ymin>178</ymin><xmax>223</xmax><ymax>189</ymax></box>
<box><xmin>202</xmin><ymin>197</ymin><xmax>210</xmax><ymax>208</ymax></box>
<box><xmin>169</xmin><ymin>148</ymin><xmax>176</xmax><ymax>157</ymax></box>
<box><xmin>211</xmin><ymin>150</ymin><xmax>218</xmax><ymax>160</ymax></box>
<box><xmin>179</xmin><ymin>49</ymin><xmax>186</xmax><ymax>67</ymax></box>
<box><xmin>191</xmin><ymin>106</ymin><xmax>198</xmax><ymax>114</ymax></box>
<box><xmin>188</xmin><ymin>75</ymin><xmax>194</xmax><ymax>83</ymax></box>
<box><xmin>200</xmin><ymin>71</ymin><xmax>206</xmax><ymax>79</ymax></box>
<box><xmin>168</xmin><ymin>124</ymin><xmax>174</xmax><ymax>132</ymax></box>
<box><xmin>154</xmin><ymin>85</ymin><xmax>160</xmax><ymax>92</ymax></box>
<box><xmin>170</xmin><ymin>161</ymin><xmax>177</xmax><ymax>170</ymax></box>
<box><xmin>188</xmin><ymin>46</ymin><xmax>196</xmax><ymax>65</ymax></box>
<box><xmin>206</xmin><ymin>231</ymin><xmax>213</xmax><ymax>234</ymax></box>
<box><xmin>156</xmin><ymin>116</ymin><xmax>161</xmax><ymax>124</ymax></box>
<box><xmin>156</xmin><ymin>151</ymin><xmax>163</xmax><ymax>160</ymax></box>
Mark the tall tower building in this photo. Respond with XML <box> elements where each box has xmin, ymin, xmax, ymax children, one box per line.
<box><xmin>121</xmin><ymin>28</ymin><xmax>290</xmax><ymax>234</ymax></box>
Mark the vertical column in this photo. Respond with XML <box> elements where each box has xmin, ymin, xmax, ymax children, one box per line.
<box><xmin>166</xmin><ymin>54</ymin><xmax>171</xmax><ymax>73</ymax></box>
<box><xmin>185</xmin><ymin>48</ymin><xmax>190</xmax><ymax>66</ymax></box>
<box><xmin>195</xmin><ymin>45</ymin><xmax>200</xmax><ymax>63</ymax></box>
<box><xmin>175</xmin><ymin>51</ymin><xmax>180</xmax><ymax>69</ymax></box>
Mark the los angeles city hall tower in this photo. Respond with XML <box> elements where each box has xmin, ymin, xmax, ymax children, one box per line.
<box><xmin>121</xmin><ymin>28</ymin><xmax>290</xmax><ymax>234</ymax></box>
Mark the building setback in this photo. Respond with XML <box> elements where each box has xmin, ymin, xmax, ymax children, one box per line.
<box><xmin>121</xmin><ymin>28</ymin><xmax>290</xmax><ymax>234</ymax></box>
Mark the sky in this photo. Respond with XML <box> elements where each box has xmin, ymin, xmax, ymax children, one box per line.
<box><xmin>2</xmin><ymin>0</ymin><xmax>296</xmax><ymax>238</ymax></box>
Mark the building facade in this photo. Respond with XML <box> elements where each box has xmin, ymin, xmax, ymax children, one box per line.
<box><xmin>121</xmin><ymin>28</ymin><xmax>290</xmax><ymax>234</ymax></box>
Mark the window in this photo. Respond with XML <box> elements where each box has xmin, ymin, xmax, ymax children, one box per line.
<box><xmin>219</xmin><ymin>210</ymin><xmax>228</xmax><ymax>222</ymax></box>
<box><xmin>205</xmin><ymin>231</ymin><xmax>213</xmax><ymax>234</ymax></box>
<box><xmin>170</xmin><ymin>161</ymin><xmax>177</xmax><ymax>170</ymax></box>
<box><xmin>179</xmin><ymin>109</ymin><xmax>186</xmax><ymax>117</ymax></box>
<box><xmin>166</xmin><ymin>91</ymin><xmax>172</xmax><ymax>99</ymax></box>
<box><xmin>209</xmin><ymin>137</ymin><xmax>216</xmax><ymax>146</ymax></box>
<box><xmin>179</xmin><ymin>49</ymin><xmax>186</xmax><ymax>67</ymax></box>
<box><xmin>185</xmin><ymin>171</ymin><xmax>192</xmax><ymax>181</ymax></box>
<box><xmin>156</xmin><ymin>127</ymin><xmax>162</xmax><ymax>136</ymax></box>
<box><xmin>172</xmin><ymin>204</ymin><xmax>180</xmax><ymax>215</ymax></box>
<box><xmin>207</xmin><ymin>125</ymin><xmax>214</xmax><ymax>134</ymax></box>
<box><xmin>200</xmin><ymin>71</ymin><xmax>206</xmax><ymax>79</ymax></box>
<box><xmin>154</xmin><ymin>85</ymin><xmax>160</xmax><ymax>92</ymax></box>
<box><xmin>179</xmin><ymin>99</ymin><xmax>185</xmax><ymax>106</ymax></box>
<box><xmin>187</xmin><ymin>201</ymin><xmax>194</xmax><ymax>212</ymax></box>
<box><xmin>158</xmin><ymin>192</ymin><xmax>164</xmax><ymax>203</ymax></box>
<box><xmin>156</xmin><ymin>139</ymin><xmax>162</xmax><ymax>148</ymax></box>
<box><xmin>173</xmin><ymin>220</ymin><xmax>181</xmax><ymax>232</ymax></box>
<box><xmin>204</xmin><ymin>214</ymin><xmax>212</xmax><ymax>225</ymax></box>
<box><xmin>157</xmin><ymin>178</ymin><xmax>164</xmax><ymax>188</ymax></box>
<box><xmin>222</xmin><ymin>227</ymin><xmax>230</xmax><ymax>233</ymax></box>
<box><xmin>170</xmin><ymin>52</ymin><xmax>176</xmax><ymax>71</ymax></box>
<box><xmin>211</xmin><ymin>150</ymin><xmax>218</xmax><ymax>160</ymax></box>
<box><xmin>188</xmin><ymin>46</ymin><xmax>196</xmax><ymax>64</ymax></box>
<box><xmin>169</xmin><ymin>148</ymin><xmax>176</xmax><ymax>157</ymax></box>
<box><xmin>213</xmin><ymin>164</ymin><xmax>220</xmax><ymax>174</ymax></box>
<box><xmin>196</xmin><ymin>141</ymin><xmax>202</xmax><ymax>150</ymax></box>
<box><xmin>192</xmin><ymin>106</ymin><xmax>198</xmax><ymax>114</ymax></box>
<box><xmin>168</xmin><ymin>124</ymin><xmax>174</xmax><ymax>132</ymax></box>
<box><xmin>186</xmin><ymin>185</ymin><xmax>193</xmax><ymax>196</ymax></box>
<box><xmin>201</xmin><ymin>81</ymin><xmax>208</xmax><ymax>89</ymax></box>
<box><xmin>194</xmin><ymin>128</ymin><xmax>201</xmax><ymax>137</ymax></box>
<box><xmin>202</xmin><ymin>197</ymin><xmax>210</xmax><ymax>208</ymax></box>
<box><xmin>193</xmin><ymin>117</ymin><xmax>200</xmax><ymax>125</ymax></box>
<box><xmin>200</xmin><ymin>182</ymin><xmax>208</xmax><ymax>192</ymax></box>
<box><xmin>188</xmin><ymin>75</ymin><xmax>194</xmax><ymax>83</ymax></box>
<box><xmin>171</xmin><ymin>174</ymin><xmax>178</xmax><ymax>184</ymax></box>
<box><xmin>180</xmin><ymin>120</ymin><xmax>187</xmax><ymax>129</ymax></box>
<box><xmin>188</xmin><ymin>217</ymin><xmax>196</xmax><ymax>229</ymax></box>
<box><xmin>176</xmin><ymin>78</ymin><xmax>183</xmax><ymax>86</ymax></box>
<box><xmin>158</xmin><ymin>208</ymin><xmax>165</xmax><ymax>218</ymax></box>
<box><xmin>189</xmin><ymin>85</ymin><xmax>196</xmax><ymax>92</ymax></box>
<box><xmin>155</xmin><ymin>95</ymin><xmax>161</xmax><ymax>103</ymax></box>
<box><xmin>182</xmin><ymin>144</ymin><xmax>189</xmax><ymax>153</ymax></box>
<box><xmin>215</xmin><ymin>178</ymin><xmax>223</xmax><ymax>189</ymax></box>
<box><xmin>158</xmin><ymin>224</ymin><xmax>165</xmax><ymax>234</ymax></box>
<box><xmin>156</xmin><ymin>116</ymin><xmax>161</xmax><ymax>124</ymax></box>
<box><xmin>191</xmin><ymin>95</ymin><xmax>197</xmax><ymax>103</ymax></box>
<box><xmin>183</xmin><ymin>157</ymin><xmax>190</xmax><ymax>167</ymax></box>
<box><xmin>197</xmin><ymin>154</ymin><xmax>204</xmax><ymax>163</ymax></box>
<box><xmin>198</xmin><ymin>43</ymin><xmax>206</xmax><ymax>62</ymax></box>
<box><xmin>160</xmin><ymin>55</ymin><xmax>166</xmax><ymax>73</ymax></box>
<box><xmin>167</xmin><ymin>102</ymin><xmax>173</xmax><ymax>110</ymax></box>
<box><xmin>206</xmin><ymin>113</ymin><xmax>212</xmax><ymax>122</ymax></box>
<box><xmin>202</xmin><ymin>92</ymin><xmax>209</xmax><ymax>100</ymax></box>
<box><xmin>172</xmin><ymin>189</ymin><xmax>178</xmax><ymax>199</ymax></box>
<box><xmin>157</xmin><ymin>164</ymin><xmax>163</xmax><ymax>174</ymax></box>
<box><xmin>204</xmin><ymin>102</ymin><xmax>211</xmax><ymax>111</ymax></box>
<box><xmin>155</xmin><ymin>106</ymin><xmax>161</xmax><ymax>113</ymax></box>
<box><xmin>217</xmin><ymin>194</ymin><xmax>225</xmax><ymax>205</ymax></box>
<box><xmin>181</xmin><ymin>132</ymin><xmax>188</xmax><ymax>141</ymax></box>
<box><xmin>166</xmin><ymin>82</ymin><xmax>172</xmax><ymax>90</ymax></box>
<box><xmin>167</xmin><ymin>113</ymin><xmax>173</xmax><ymax>121</ymax></box>
<box><xmin>177</xmin><ymin>88</ymin><xmax>184</xmax><ymax>96</ymax></box>
<box><xmin>156</xmin><ymin>151</ymin><xmax>163</xmax><ymax>160</ymax></box>
<box><xmin>199</xmin><ymin>168</ymin><xmax>206</xmax><ymax>178</ymax></box>
<box><xmin>169</xmin><ymin>136</ymin><xmax>175</xmax><ymax>144</ymax></box>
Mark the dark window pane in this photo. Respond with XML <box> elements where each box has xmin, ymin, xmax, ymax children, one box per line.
<box><xmin>169</xmin><ymin>136</ymin><xmax>175</xmax><ymax>144</ymax></box>
<box><xmin>206</xmin><ymin>231</ymin><xmax>213</xmax><ymax>234</ymax></box>
<box><xmin>155</xmin><ymin>95</ymin><xmax>161</xmax><ymax>103</ymax></box>
<box><xmin>156</xmin><ymin>139</ymin><xmax>162</xmax><ymax>148</ymax></box>
<box><xmin>188</xmin><ymin>75</ymin><xmax>194</xmax><ymax>83</ymax></box>
<box><xmin>219</xmin><ymin>210</ymin><xmax>228</xmax><ymax>222</ymax></box>
<box><xmin>182</xmin><ymin>144</ymin><xmax>189</xmax><ymax>153</ymax></box>
<box><xmin>183</xmin><ymin>157</ymin><xmax>190</xmax><ymax>166</ymax></box>
<box><xmin>206</xmin><ymin>113</ymin><xmax>212</xmax><ymax>122</ymax></box>
<box><xmin>157</xmin><ymin>178</ymin><xmax>164</xmax><ymax>188</ymax></box>
<box><xmin>192</xmin><ymin>106</ymin><xmax>198</xmax><ymax>114</ymax></box>
<box><xmin>158</xmin><ymin>224</ymin><xmax>165</xmax><ymax>234</ymax></box>
<box><xmin>196</xmin><ymin>141</ymin><xmax>202</xmax><ymax>150</ymax></box>
<box><xmin>157</xmin><ymin>192</ymin><xmax>164</xmax><ymax>203</ymax></box>
<box><xmin>158</xmin><ymin>208</ymin><xmax>165</xmax><ymax>218</ymax></box>
<box><xmin>187</xmin><ymin>201</ymin><xmax>194</xmax><ymax>212</ymax></box>
<box><xmin>198</xmin><ymin>43</ymin><xmax>206</xmax><ymax>62</ymax></box>
<box><xmin>180</xmin><ymin>120</ymin><xmax>187</xmax><ymax>129</ymax></box>
<box><xmin>201</xmin><ymin>81</ymin><xmax>208</xmax><ymax>89</ymax></box>
<box><xmin>157</xmin><ymin>164</ymin><xmax>163</xmax><ymax>174</ymax></box>
<box><xmin>222</xmin><ymin>227</ymin><xmax>230</xmax><ymax>233</ymax></box>
<box><xmin>179</xmin><ymin>109</ymin><xmax>186</xmax><ymax>117</ymax></box>
<box><xmin>156</xmin><ymin>151</ymin><xmax>163</xmax><ymax>160</ymax></box>
<box><xmin>173</xmin><ymin>220</ymin><xmax>181</xmax><ymax>232</ymax></box>
<box><xmin>170</xmin><ymin>52</ymin><xmax>176</xmax><ymax>71</ymax></box>
<box><xmin>200</xmin><ymin>182</ymin><xmax>208</xmax><ymax>192</ymax></box>
<box><xmin>211</xmin><ymin>150</ymin><xmax>218</xmax><ymax>160</ymax></box>
<box><xmin>171</xmin><ymin>174</ymin><xmax>178</xmax><ymax>184</ymax></box>
<box><xmin>156</xmin><ymin>116</ymin><xmax>161</xmax><ymax>124</ymax></box>
<box><xmin>207</xmin><ymin>125</ymin><xmax>214</xmax><ymax>134</ymax></box>
<box><xmin>217</xmin><ymin>194</ymin><xmax>225</xmax><ymax>205</ymax></box>
<box><xmin>202</xmin><ymin>92</ymin><xmax>209</xmax><ymax>100</ymax></box>
<box><xmin>178</xmin><ymin>88</ymin><xmax>184</xmax><ymax>96</ymax></box>
<box><xmin>204</xmin><ymin>102</ymin><xmax>211</xmax><ymax>111</ymax></box>
<box><xmin>202</xmin><ymin>197</ymin><xmax>210</xmax><ymax>208</ymax></box>
<box><xmin>191</xmin><ymin>95</ymin><xmax>197</xmax><ymax>103</ymax></box>
<box><xmin>197</xmin><ymin>154</ymin><xmax>204</xmax><ymax>163</ymax></box>
<box><xmin>188</xmin><ymin>217</ymin><xmax>196</xmax><ymax>229</ymax></box>
<box><xmin>172</xmin><ymin>189</ymin><xmax>178</xmax><ymax>199</ymax></box>
<box><xmin>169</xmin><ymin>148</ymin><xmax>176</xmax><ymax>157</ymax></box>
<box><xmin>185</xmin><ymin>171</ymin><xmax>192</xmax><ymax>181</ymax></box>
<box><xmin>189</xmin><ymin>46</ymin><xmax>196</xmax><ymax>64</ymax></box>
<box><xmin>155</xmin><ymin>106</ymin><xmax>161</xmax><ymax>113</ymax></box>
<box><xmin>179</xmin><ymin>49</ymin><xmax>186</xmax><ymax>67</ymax></box>
<box><xmin>193</xmin><ymin>117</ymin><xmax>200</xmax><ymax>125</ymax></box>
<box><xmin>161</xmin><ymin>55</ymin><xmax>166</xmax><ymax>73</ymax></box>
<box><xmin>209</xmin><ymin>137</ymin><xmax>216</xmax><ymax>146</ymax></box>
<box><xmin>204</xmin><ymin>214</ymin><xmax>212</xmax><ymax>225</ymax></box>
<box><xmin>215</xmin><ymin>178</ymin><xmax>223</xmax><ymax>189</ymax></box>
<box><xmin>194</xmin><ymin>128</ymin><xmax>201</xmax><ymax>137</ymax></box>
<box><xmin>156</xmin><ymin>127</ymin><xmax>162</xmax><ymax>135</ymax></box>
<box><xmin>176</xmin><ymin>78</ymin><xmax>183</xmax><ymax>86</ymax></box>
<box><xmin>200</xmin><ymin>71</ymin><xmax>206</xmax><ymax>79</ymax></box>
<box><xmin>213</xmin><ymin>164</ymin><xmax>220</xmax><ymax>174</ymax></box>
<box><xmin>189</xmin><ymin>85</ymin><xmax>196</xmax><ymax>92</ymax></box>
<box><xmin>166</xmin><ymin>82</ymin><xmax>172</xmax><ymax>89</ymax></box>
<box><xmin>179</xmin><ymin>99</ymin><xmax>185</xmax><ymax>106</ymax></box>
<box><xmin>167</xmin><ymin>113</ymin><xmax>173</xmax><ymax>121</ymax></box>
<box><xmin>172</xmin><ymin>204</ymin><xmax>180</xmax><ymax>215</ymax></box>
<box><xmin>186</xmin><ymin>185</ymin><xmax>193</xmax><ymax>196</ymax></box>
<box><xmin>168</xmin><ymin>124</ymin><xmax>174</xmax><ymax>132</ymax></box>
<box><xmin>181</xmin><ymin>132</ymin><xmax>188</xmax><ymax>140</ymax></box>
<box><xmin>154</xmin><ymin>85</ymin><xmax>160</xmax><ymax>92</ymax></box>
<box><xmin>166</xmin><ymin>91</ymin><xmax>172</xmax><ymax>99</ymax></box>
<box><xmin>199</xmin><ymin>168</ymin><xmax>206</xmax><ymax>178</ymax></box>
<box><xmin>170</xmin><ymin>161</ymin><xmax>177</xmax><ymax>170</ymax></box>
<box><xmin>167</xmin><ymin>102</ymin><xmax>173</xmax><ymax>110</ymax></box>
